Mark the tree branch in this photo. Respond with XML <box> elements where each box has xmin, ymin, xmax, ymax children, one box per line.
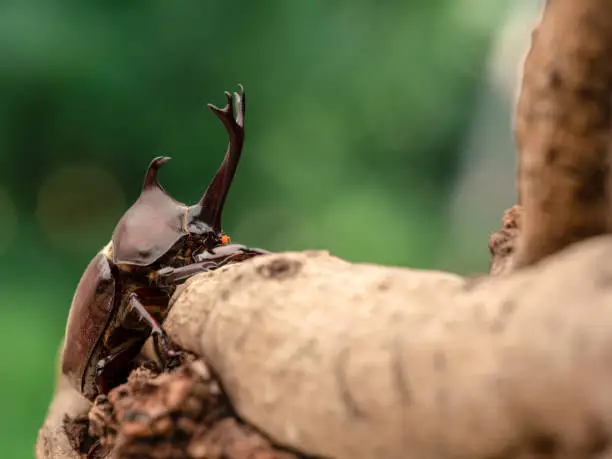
<box><xmin>161</xmin><ymin>246</ymin><xmax>612</xmax><ymax>459</ymax></box>
<box><xmin>514</xmin><ymin>0</ymin><xmax>612</xmax><ymax>267</ymax></box>
<box><xmin>38</xmin><ymin>241</ymin><xmax>612</xmax><ymax>458</ymax></box>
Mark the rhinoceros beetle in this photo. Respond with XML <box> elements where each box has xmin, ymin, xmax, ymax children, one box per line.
<box><xmin>61</xmin><ymin>85</ymin><xmax>269</xmax><ymax>401</ymax></box>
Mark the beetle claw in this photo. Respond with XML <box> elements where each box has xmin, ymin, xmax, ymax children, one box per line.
<box><xmin>87</xmin><ymin>440</ymin><xmax>103</xmax><ymax>459</ymax></box>
<box><xmin>151</xmin><ymin>329</ymin><xmax>183</xmax><ymax>370</ymax></box>
<box><xmin>165</xmin><ymin>349</ymin><xmax>183</xmax><ymax>371</ymax></box>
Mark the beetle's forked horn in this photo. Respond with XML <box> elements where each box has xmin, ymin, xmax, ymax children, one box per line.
<box><xmin>142</xmin><ymin>156</ymin><xmax>171</xmax><ymax>191</ymax></box>
<box><xmin>197</xmin><ymin>85</ymin><xmax>246</xmax><ymax>233</ymax></box>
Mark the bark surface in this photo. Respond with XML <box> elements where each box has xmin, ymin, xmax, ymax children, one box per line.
<box><xmin>514</xmin><ymin>0</ymin><xmax>612</xmax><ymax>267</ymax></box>
<box><xmin>37</xmin><ymin>241</ymin><xmax>612</xmax><ymax>459</ymax></box>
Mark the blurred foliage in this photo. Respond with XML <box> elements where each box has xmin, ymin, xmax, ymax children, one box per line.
<box><xmin>0</xmin><ymin>1</ymin><xmax>509</xmax><ymax>456</ymax></box>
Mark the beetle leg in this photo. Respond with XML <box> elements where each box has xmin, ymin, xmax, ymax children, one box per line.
<box><xmin>155</xmin><ymin>244</ymin><xmax>269</xmax><ymax>287</ymax></box>
<box><xmin>154</xmin><ymin>260</ymin><xmax>219</xmax><ymax>286</ymax></box>
<box><xmin>194</xmin><ymin>243</ymin><xmax>270</xmax><ymax>263</ymax></box>
<box><xmin>95</xmin><ymin>344</ymin><xmax>139</xmax><ymax>395</ymax></box>
<box><xmin>127</xmin><ymin>293</ymin><xmax>181</xmax><ymax>368</ymax></box>
<box><xmin>87</xmin><ymin>440</ymin><xmax>102</xmax><ymax>459</ymax></box>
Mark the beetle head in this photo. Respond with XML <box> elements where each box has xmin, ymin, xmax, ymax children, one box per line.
<box><xmin>111</xmin><ymin>85</ymin><xmax>246</xmax><ymax>266</ymax></box>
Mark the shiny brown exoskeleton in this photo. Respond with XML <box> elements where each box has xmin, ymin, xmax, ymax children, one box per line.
<box><xmin>61</xmin><ymin>86</ymin><xmax>268</xmax><ymax>401</ymax></box>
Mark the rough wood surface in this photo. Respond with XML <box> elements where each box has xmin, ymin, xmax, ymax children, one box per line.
<box><xmin>162</xmin><ymin>245</ymin><xmax>612</xmax><ymax>459</ymax></box>
<box><xmin>488</xmin><ymin>205</ymin><xmax>521</xmax><ymax>275</ymax></box>
<box><xmin>39</xmin><ymin>241</ymin><xmax>612</xmax><ymax>459</ymax></box>
<box><xmin>514</xmin><ymin>0</ymin><xmax>612</xmax><ymax>267</ymax></box>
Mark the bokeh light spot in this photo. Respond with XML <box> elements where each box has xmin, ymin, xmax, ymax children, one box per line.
<box><xmin>0</xmin><ymin>188</ymin><xmax>18</xmax><ymax>255</ymax></box>
<box><xmin>36</xmin><ymin>164</ymin><xmax>126</xmax><ymax>253</ymax></box>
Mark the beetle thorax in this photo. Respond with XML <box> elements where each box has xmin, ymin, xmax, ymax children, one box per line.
<box><xmin>154</xmin><ymin>235</ymin><xmax>209</xmax><ymax>269</ymax></box>
<box><xmin>103</xmin><ymin>233</ymin><xmax>220</xmax><ymax>273</ymax></box>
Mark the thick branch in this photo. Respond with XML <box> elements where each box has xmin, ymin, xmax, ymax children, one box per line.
<box><xmin>37</xmin><ymin>240</ymin><xmax>612</xmax><ymax>458</ymax></box>
<box><xmin>163</xmin><ymin>245</ymin><xmax>612</xmax><ymax>459</ymax></box>
<box><xmin>514</xmin><ymin>0</ymin><xmax>612</xmax><ymax>267</ymax></box>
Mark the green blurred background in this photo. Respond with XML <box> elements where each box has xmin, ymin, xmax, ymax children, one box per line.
<box><xmin>0</xmin><ymin>0</ymin><xmax>535</xmax><ymax>456</ymax></box>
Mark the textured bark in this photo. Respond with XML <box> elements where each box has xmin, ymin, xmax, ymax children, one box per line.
<box><xmin>488</xmin><ymin>205</ymin><xmax>521</xmax><ymax>275</ymax></box>
<box><xmin>514</xmin><ymin>0</ymin><xmax>612</xmax><ymax>267</ymax></box>
<box><xmin>36</xmin><ymin>351</ymin><xmax>308</xmax><ymax>459</ymax></box>
<box><xmin>37</xmin><ymin>239</ymin><xmax>612</xmax><ymax>458</ymax></box>
<box><xmin>161</xmin><ymin>246</ymin><xmax>612</xmax><ymax>459</ymax></box>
